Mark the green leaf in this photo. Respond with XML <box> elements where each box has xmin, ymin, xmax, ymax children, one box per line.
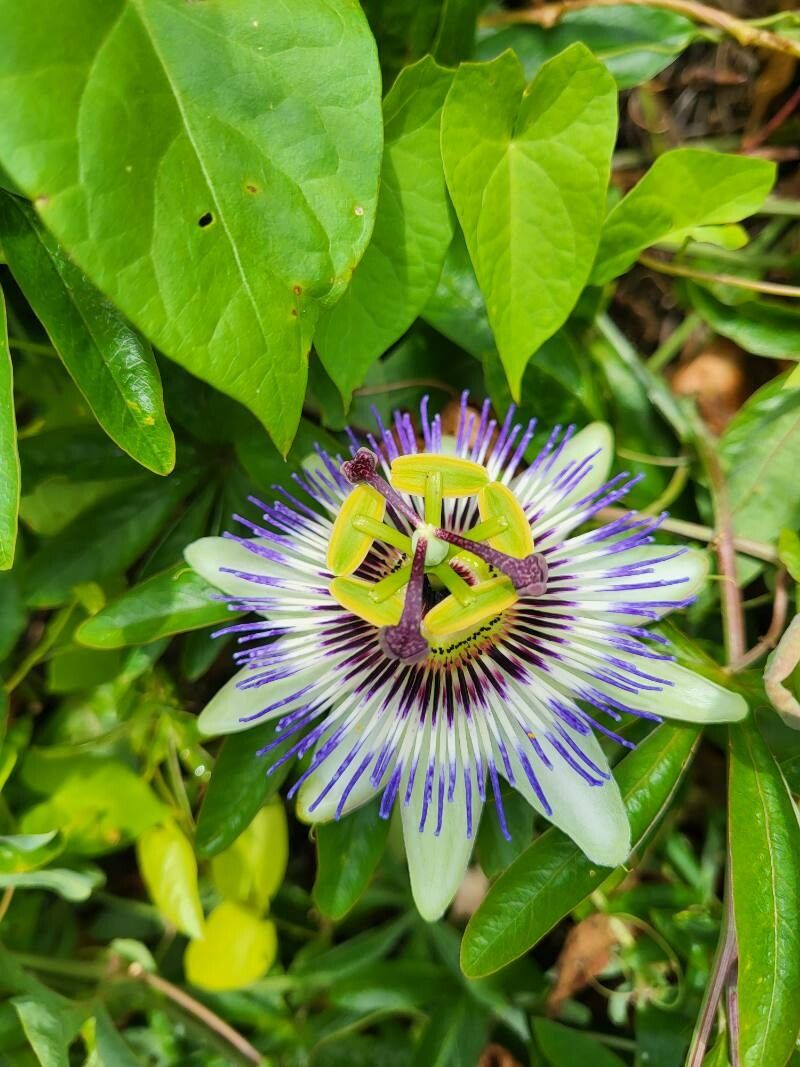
<box><xmin>729</xmin><ymin>721</ymin><xmax>800</xmax><ymax>1067</ymax></box>
<box><xmin>0</xmin><ymin>283</ymin><xmax>19</xmax><ymax>570</ymax></box>
<box><xmin>315</xmin><ymin>58</ymin><xmax>454</xmax><ymax>404</ymax></box>
<box><xmin>0</xmin><ymin>867</ymin><xmax>103</xmax><ymax>903</ymax></box>
<box><xmin>20</xmin><ymin>761</ymin><xmax>165</xmax><ymax>855</ymax></box>
<box><xmin>441</xmin><ymin>44</ymin><xmax>617</xmax><ymax>396</ymax></box>
<box><xmin>688</xmin><ymin>283</ymin><xmax>800</xmax><ymax>361</ymax></box>
<box><xmin>0</xmin><ymin>191</ymin><xmax>174</xmax><ymax>475</ymax></box>
<box><xmin>195</xmin><ymin>720</ymin><xmax>294</xmax><ymax>858</ymax></box>
<box><xmin>592</xmin><ymin>149</ymin><xmax>775</xmax><ymax>284</ymax></box>
<box><xmin>0</xmin><ymin>0</ymin><xmax>382</xmax><ymax>454</ymax></box>
<box><xmin>422</xmin><ymin>230</ymin><xmax>496</xmax><ymax>359</ymax></box>
<box><xmin>477</xmin><ymin>6</ymin><xmax>696</xmax><ymax>89</ymax></box>
<box><xmin>475</xmin><ymin>788</ymin><xmax>534</xmax><ymax>880</ymax></box>
<box><xmin>778</xmin><ymin>529</ymin><xmax>800</xmax><ymax>583</ymax></box>
<box><xmin>533</xmin><ymin>1018</ymin><xmax>627</xmax><ymax>1067</ymax></box>
<box><xmin>461</xmin><ymin>723</ymin><xmax>701</xmax><ymax>977</ymax></box>
<box><xmin>211</xmin><ymin>801</ymin><xmax>288</xmax><ymax>914</ymax></box>
<box><xmin>184</xmin><ymin>900</ymin><xmax>277</xmax><ymax>992</ymax></box>
<box><xmin>313</xmin><ymin>799</ymin><xmax>391</xmax><ymax>920</ymax></box>
<box><xmin>90</xmin><ymin>1007</ymin><xmax>141</xmax><ymax>1067</ymax></box>
<box><xmin>23</xmin><ymin>471</ymin><xmax>198</xmax><ymax>607</ymax></box>
<box><xmin>12</xmin><ymin>996</ymin><xmax>80</xmax><ymax>1067</ymax></box>
<box><xmin>720</xmin><ymin>374</ymin><xmax>800</xmax><ymax>569</ymax></box>
<box><xmin>410</xmin><ymin>995</ymin><xmax>489</xmax><ymax>1067</ymax></box>
<box><xmin>76</xmin><ymin>563</ymin><xmax>233</xmax><ymax>649</ymax></box>
<box><xmin>0</xmin><ymin>832</ymin><xmax>62</xmax><ymax>874</ymax></box>
<box><xmin>136</xmin><ymin>821</ymin><xmax>204</xmax><ymax>939</ymax></box>
<box><xmin>19</xmin><ymin>428</ymin><xmax>139</xmax><ymax>490</ymax></box>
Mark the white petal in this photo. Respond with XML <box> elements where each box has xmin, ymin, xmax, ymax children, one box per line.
<box><xmin>596</xmin><ymin>661</ymin><xmax>748</xmax><ymax>724</ymax></box>
<box><xmin>401</xmin><ymin>762</ymin><xmax>482</xmax><ymax>923</ymax></box>
<box><xmin>503</xmin><ymin>727</ymin><xmax>631</xmax><ymax>867</ymax></box>
<box><xmin>185</xmin><ymin>536</ymin><xmax>289</xmax><ymax>600</ymax></box>
<box><xmin>515</xmin><ymin>421</ymin><xmax>614</xmax><ymax>510</ymax></box>
<box><xmin>568</xmin><ymin>546</ymin><xmax>709</xmax><ymax>624</ymax></box>
<box><xmin>295</xmin><ymin>737</ymin><xmax>382</xmax><ymax>824</ymax></box>
<box><xmin>198</xmin><ymin>657</ymin><xmax>329</xmax><ymax>737</ymax></box>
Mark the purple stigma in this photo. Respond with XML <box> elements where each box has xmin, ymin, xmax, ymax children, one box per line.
<box><xmin>435</xmin><ymin>529</ymin><xmax>549</xmax><ymax>597</ymax></box>
<box><xmin>379</xmin><ymin>537</ymin><xmax>429</xmax><ymax>664</ymax></box>
<box><xmin>341</xmin><ymin>448</ymin><xmax>420</xmax><ymax>527</ymax></box>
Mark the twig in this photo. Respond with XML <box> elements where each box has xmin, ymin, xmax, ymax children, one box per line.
<box><xmin>743</xmin><ymin>84</ymin><xmax>800</xmax><ymax>152</ymax></box>
<box><xmin>480</xmin><ymin>0</ymin><xmax>800</xmax><ymax>59</ymax></box>
<box><xmin>686</xmin><ymin>870</ymin><xmax>738</xmax><ymax>1066</ymax></box>
<box><xmin>0</xmin><ymin>886</ymin><xmax>14</xmax><ymax>924</ymax></box>
<box><xmin>355</xmin><ymin>377</ymin><xmax>459</xmax><ymax>399</ymax></box>
<box><xmin>732</xmin><ymin>569</ymin><xmax>790</xmax><ymax>672</ymax></box>
<box><xmin>639</xmin><ymin>253</ymin><xmax>800</xmax><ymax>299</ymax></box>
<box><xmin>727</xmin><ymin>972</ymin><xmax>741</xmax><ymax>1067</ymax></box>
<box><xmin>596</xmin><ymin>507</ymin><xmax>779</xmax><ymax>564</ymax></box>
<box><xmin>127</xmin><ymin>964</ymin><xmax>263</xmax><ymax>1066</ymax></box>
<box><xmin>698</xmin><ymin>436</ymin><xmax>746</xmax><ymax>664</ymax></box>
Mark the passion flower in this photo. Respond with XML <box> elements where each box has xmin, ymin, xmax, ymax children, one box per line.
<box><xmin>186</xmin><ymin>396</ymin><xmax>746</xmax><ymax>920</ymax></box>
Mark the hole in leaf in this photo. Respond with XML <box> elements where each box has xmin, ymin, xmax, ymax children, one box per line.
<box><xmin>198</xmin><ymin>212</ymin><xmax>214</xmax><ymax>228</ymax></box>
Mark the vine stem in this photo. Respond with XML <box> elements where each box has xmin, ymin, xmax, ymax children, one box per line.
<box><xmin>639</xmin><ymin>253</ymin><xmax>800</xmax><ymax>299</ymax></box>
<box><xmin>127</xmin><ymin>964</ymin><xmax>263</xmax><ymax>1065</ymax></box>
<box><xmin>480</xmin><ymin>0</ymin><xmax>800</xmax><ymax>59</ymax></box>
<box><xmin>596</xmin><ymin>507</ymin><xmax>778</xmax><ymax>565</ymax></box>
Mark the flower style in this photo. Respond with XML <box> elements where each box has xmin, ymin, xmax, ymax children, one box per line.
<box><xmin>185</xmin><ymin>397</ymin><xmax>746</xmax><ymax>920</ymax></box>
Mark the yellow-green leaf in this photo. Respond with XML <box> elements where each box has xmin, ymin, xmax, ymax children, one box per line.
<box><xmin>137</xmin><ymin>822</ymin><xmax>204</xmax><ymax>939</ymax></box>
<box><xmin>184</xmin><ymin>901</ymin><xmax>277</xmax><ymax>992</ymax></box>
<box><xmin>211</xmin><ymin>801</ymin><xmax>288</xmax><ymax>914</ymax></box>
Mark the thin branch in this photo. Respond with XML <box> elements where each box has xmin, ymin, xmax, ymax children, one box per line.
<box><xmin>686</xmin><ymin>874</ymin><xmax>737</xmax><ymax>1067</ymax></box>
<box><xmin>480</xmin><ymin>0</ymin><xmax>800</xmax><ymax>59</ymax></box>
<box><xmin>639</xmin><ymin>253</ymin><xmax>800</xmax><ymax>299</ymax></box>
<box><xmin>596</xmin><ymin>507</ymin><xmax>779</xmax><ymax>564</ymax></box>
<box><xmin>699</xmin><ymin>437</ymin><xmax>747</xmax><ymax>664</ymax></box>
<box><xmin>127</xmin><ymin>964</ymin><xmax>263</xmax><ymax>1066</ymax></box>
<box><xmin>732</xmin><ymin>569</ymin><xmax>790</xmax><ymax>672</ymax></box>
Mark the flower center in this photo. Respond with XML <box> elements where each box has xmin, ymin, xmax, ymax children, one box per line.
<box><xmin>326</xmin><ymin>448</ymin><xmax>548</xmax><ymax>663</ymax></box>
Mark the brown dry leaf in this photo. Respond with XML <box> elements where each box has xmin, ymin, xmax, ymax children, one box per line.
<box><xmin>478</xmin><ymin>1044</ymin><xmax>524</xmax><ymax>1067</ymax></box>
<box><xmin>547</xmin><ymin>913</ymin><xmax>623</xmax><ymax>1015</ymax></box>
<box><xmin>670</xmin><ymin>339</ymin><xmax>749</xmax><ymax>435</ymax></box>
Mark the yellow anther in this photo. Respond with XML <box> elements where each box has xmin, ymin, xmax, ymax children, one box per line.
<box><xmin>422</xmin><ymin>577</ymin><xmax>517</xmax><ymax>640</ymax></box>
<box><xmin>329</xmin><ymin>576</ymin><xmax>404</xmax><ymax>627</ymax></box>
<box><xmin>390</xmin><ymin>454</ymin><xmax>489</xmax><ymax>498</ymax></box>
<box><xmin>326</xmin><ymin>485</ymin><xmax>385</xmax><ymax>576</ymax></box>
<box><xmin>477</xmin><ymin>483</ymin><xmax>533</xmax><ymax>559</ymax></box>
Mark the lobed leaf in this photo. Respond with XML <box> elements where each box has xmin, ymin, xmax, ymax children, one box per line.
<box><xmin>441</xmin><ymin>44</ymin><xmax>617</xmax><ymax>397</ymax></box>
<box><xmin>0</xmin><ymin>0</ymin><xmax>382</xmax><ymax>454</ymax></box>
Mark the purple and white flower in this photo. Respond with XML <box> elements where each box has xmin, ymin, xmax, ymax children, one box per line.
<box><xmin>185</xmin><ymin>396</ymin><xmax>746</xmax><ymax>920</ymax></box>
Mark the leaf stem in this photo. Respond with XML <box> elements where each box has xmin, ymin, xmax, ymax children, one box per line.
<box><xmin>639</xmin><ymin>253</ymin><xmax>800</xmax><ymax>299</ymax></box>
<box><xmin>480</xmin><ymin>0</ymin><xmax>800</xmax><ymax>59</ymax></box>
<box><xmin>732</xmin><ymin>568</ymin><xmax>790</xmax><ymax>672</ymax></box>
